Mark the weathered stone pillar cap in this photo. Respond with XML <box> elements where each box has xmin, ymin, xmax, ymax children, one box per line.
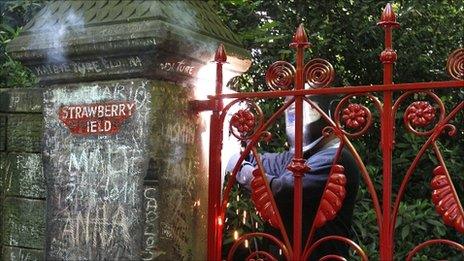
<box><xmin>7</xmin><ymin>0</ymin><xmax>251</xmax><ymax>83</ymax></box>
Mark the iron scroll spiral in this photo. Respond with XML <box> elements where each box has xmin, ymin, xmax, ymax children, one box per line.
<box><xmin>228</xmin><ymin>99</ymin><xmax>264</xmax><ymax>141</ymax></box>
<box><xmin>447</xmin><ymin>48</ymin><xmax>464</xmax><ymax>80</ymax></box>
<box><xmin>265</xmin><ymin>61</ymin><xmax>296</xmax><ymax>90</ymax></box>
<box><xmin>333</xmin><ymin>94</ymin><xmax>381</xmax><ymax>138</ymax></box>
<box><xmin>304</xmin><ymin>58</ymin><xmax>335</xmax><ymax>88</ymax></box>
<box><xmin>394</xmin><ymin>91</ymin><xmax>446</xmax><ymax>137</ymax></box>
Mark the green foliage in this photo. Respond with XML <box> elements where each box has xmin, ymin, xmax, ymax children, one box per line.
<box><xmin>354</xmin><ymin>189</ymin><xmax>463</xmax><ymax>260</ymax></box>
<box><xmin>216</xmin><ymin>0</ymin><xmax>464</xmax><ymax>259</ymax></box>
<box><xmin>0</xmin><ymin>0</ymin><xmax>46</xmax><ymax>88</ymax></box>
<box><xmin>221</xmin><ymin>173</ymin><xmax>266</xmax><ymax>259</ymax></box>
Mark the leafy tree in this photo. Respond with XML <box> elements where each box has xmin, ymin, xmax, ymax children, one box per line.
<box><xmin>0</xmin><ymin>0</ymin><xmax>45</xmax><ymax>88</ymax></box>
<box><xmin>216</xmin><ymin>0</ymin><xmax>463</xmax><ymax>259</ymax></box>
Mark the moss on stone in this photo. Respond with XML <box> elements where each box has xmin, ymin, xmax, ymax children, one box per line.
<box><xmin>0</xmin><ymin>89</ymin><xmax>42</xmax><ymax>113</ymax></box>
<box><xmin>2</xmin><ymin>197</ymin><xmax>45</xmax><ymax>249</ymax></box>
<box><xmin>4</xmin><ymin>153</ymin><xmax>45</xmax><ymax>198</ymax></box>
<box><xmin>147</xmin><ymin>80</ymin><xmax>206</xmax><ymax>260</ymax></box>
<box><xmin>0</xmin><ymin>116</ymin><xmax>6</xmax><ymax>151</ymax></box>
<box><xmin>0</xmin><ymin>152</ymin><xmax>5</xmax><ymax>194</ymax></box>
<box><xmin>6</xmin><ymin>114</ymin><xmax>42</xmax><ymax>152</ymax></box>
<box><xmin>2</xmin><ymin>246</ymin><xmax>44</xmax><ymax>261</ymax></box>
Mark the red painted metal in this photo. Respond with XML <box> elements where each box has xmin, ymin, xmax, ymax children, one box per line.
<box><xmin>207</xmin><ymin>43</ymin><xmax>227</xmax><ymax>261</ymax></box>
<box><xmin>406</xmin><ymin>239</ymin><xmax>464</xmax><ymax>261</ymax></box>
<box><xmin>431</xmin><ymin>165</ymin><xmax>464</xmax><ymax>233</ymax></box>
<box><xmin>377</xmin><ymin>4</ymin><xmax>398</xmax><ymax>260</ymax></box>
<box><xmin>58</xmin><ymin>101</ymin><xmax>135</xmax><ymax>135</ymax></box>
<box><xmin>312</xmin><ymin>165</ymin><xmax>346</xmax><ymax>229</ymax></box>
<box><xmin>246</xmin><ymin>250</ymin><xmax>278</xmax><ymax>261</ymax></box>
<box><xmin>218</xmin><ymin>80</ymin><xmax>464</xmax><ymax>99</ymax></box>
<box><xmin>203</xmin><ymin>3</ymin><xmax>464</xmax><ymax>260</ymax></box>
<box><xmin>303</xmin><ymin>235</ymin><xmax>368</xmax><ymax>261</ymax></box>
<box><xmin>288</xmin><ymin>24</ymin><xmax>311</xmax><ymax>259</ymax></box>
<box><xmin>250</xmin><ymin>167</ymin><xmax>280</xmax><ymax>228</ymax></box>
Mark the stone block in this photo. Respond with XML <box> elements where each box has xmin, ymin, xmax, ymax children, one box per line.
<box><xmin>0</xmin><ymin>153</ymin><xmax>5</xmax><ymax>252</ymax></box>
<box><xmin>4</xmin><ymin>153</ymin><xmax>45</xmax><ymax>198</ymax></box>
<box><xmin>0</xmin><ymin>115</ymin><xmax>6</xmax><ymax>151</ymax></box>
<box><xmin>148</xmin><ymin>82</ymin><xmax>206</xmax><ymax>260</ymax></box>
<box><xmin>42</xmin><ymin>80</ymin><xmax>150</xmax><ymax>260</ymax></box>
<box><xmin>2</xmin><ymin>197</ymin><xmax>45</xmax><ymax>249</ymax></box>
<box><xmin>0</xmin><ymin>152</ymin><xmax>5</xmax><ymax>193</ymax></box>
<box><xmin>2</xmin><ymin>246</ymin><xmax>44</xmax><ymax>261</ymax></box>
<box><xmin>6</xmin><ymin>114</ymin><xmax>42</xmax><ymax>152</ymax></box>
<box><xmin>0</xmin><ymin>89</ymin><xmax>42</xmax><ymax>113</ymax></box>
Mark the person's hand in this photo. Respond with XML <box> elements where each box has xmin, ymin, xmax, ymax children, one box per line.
<box><xmin>236</xmin><ymin>162</ymin><xmax>254</xmax><ymax>189</ymax></box>
<box><xmin>225</xmin><ymin>154</ymin><xmax>255</xmax><ymax>189</ymax></box>
<box><xmin>225</xmin><ymin>153</ymin><xmax>241</xmax><ymax>174</ymax></box>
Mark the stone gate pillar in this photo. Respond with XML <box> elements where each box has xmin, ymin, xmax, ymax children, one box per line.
<box><xmin>6</xmin><ymin>1</ymin><xmax>250</xmax><ymax>260</ymax></box>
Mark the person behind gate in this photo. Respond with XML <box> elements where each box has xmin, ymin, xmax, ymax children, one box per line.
<box><xmin>227</xmin><ymin>94</ymin><xmax>360</xmax><ymax>260</ymax></box>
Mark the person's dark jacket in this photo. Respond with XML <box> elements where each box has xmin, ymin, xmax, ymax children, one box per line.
<box><xmin>248</xmin><ymin>147</ymin><xmax>360</xmax><ymax>260</ymax></box>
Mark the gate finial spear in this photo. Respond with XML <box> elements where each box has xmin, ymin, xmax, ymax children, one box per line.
<box><xmin>378</xmin><ymin>3</ymin><xmax>400</xmax><ymax>28</ymax></box>
<box><xmin>378</xmin><ymin>3</ymin><xmax>399</xmax><ymax>65</ymax></box>
<box><xmin>214</xmin><ymin>43</ymin><xmax>227</xmax><ymax>63</ymax></box>
<box><xmin>290</xmin><ymin>23</ymin><xmax>310</xmax><ymax>48</ymax></box>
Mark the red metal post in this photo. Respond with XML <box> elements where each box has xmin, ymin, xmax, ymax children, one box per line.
<box><xmin>207</xmin><ymin>44</ymin><xmax>226</xmax><ymax>260</ymax></box>
<box><xmin>288</xmin><ymin>24</ymin><xmax>311</xmax><ymax>259</ymax></box>
<box><xmin>378</xmin><ymin>3</ymin><xmax>399</xmax><ymax>260</ymax></box>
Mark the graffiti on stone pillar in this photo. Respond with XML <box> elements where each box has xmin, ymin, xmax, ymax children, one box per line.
<box><xmin>58</xmin><ymin>101</ymin><xmax>136</xmax><ymax>135</ymax></box>
<box><xmin>43</xmin><ymin>80</ymin><xmax>150</xmax><ymax>260</ymax></box>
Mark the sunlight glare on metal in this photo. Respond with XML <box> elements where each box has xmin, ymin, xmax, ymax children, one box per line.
<box><xmin>195</xmin><ymin>62</ymin><xmax>241</xmax><ymax>189</ymax></box>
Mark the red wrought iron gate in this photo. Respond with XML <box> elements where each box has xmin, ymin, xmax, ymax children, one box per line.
<box><xmin>204</xmin><ymin>3</ymin><xmax>463</xmax><ymax>260</ymax></box>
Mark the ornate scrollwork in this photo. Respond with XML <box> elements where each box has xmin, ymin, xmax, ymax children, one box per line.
<box><xmin>230</xmin><ymin>109</ymin><xmax>255</xmax><ymax>135</ymax></box>
<box><xmin>380</xmin><ymin>48</ymin><xmax>397</xmax><ymax>64</ymax></box>
<box><xmin>447</xmin><ymin>48</ymin><xmax>464</xmax><ymax>81</ymax></box>
<box><xmin>334</xmin><ymin>95</ymin><xmax>379</xmax><ymax>138</ymax></box>
<box><xmin>431</xmin><ymin>165</ymin><xmax>464</xmax><ymax>234</ymax></box>
<box><xmin>341</xmin><ymin>103</ymin><xmax>370</xmax><ymax>130</ymax></box>
<box><xmin>406</xmin><ymin>239</ymin><xmax>464</xmax><ymax>261</ymax></box>
<box><xmin>319</xmin><ymin>255</ymin><xmax>347</xmax><ymax>261</ymax></box>
<box><xmin>227</xmin><ymin>232</ymin><xmax>290</xmax><ymax>260</ymax></box>
<box><xmin>404</xmin><ymin>101</ymin><xmax>436</xmax><ymax>127</ymax></box>
<box><xmin>394</xmin><ymin>91</ymin><xmax>446</xmax><ymax>137</ymax></box>
<box><xmin>313</xmin><ymin>165</ymin><xmax>347</xmax><ymax>229</ymax></box>
<box><xmin>304</xmin><ymin>58</ymin><xmax>335</xmax><ymax>88</ymax></box>
<box><xmin>303</xmin><ymin>235</ymin><xmax>368</xmax><ymax>261</ymax></box>
<box><xmin>251</xmin><ymin>168</ymin><xmax>279</xmax><ymax>228</ymax></box>
<box><xmin>246</xmin><ymin>251</ymin><xmax>278</xmax><ymax>261</ymax></box>
<box><xmin>228</xmin><ymin>99</ymin><xmax>264</xmax><ymax>141</ymax></box>
<box><xmin>265</xmin><ymin>61</ymin><xmax>296</xmax><ymax>90</ymax></box>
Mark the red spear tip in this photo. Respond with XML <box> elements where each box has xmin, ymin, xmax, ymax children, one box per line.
<box><xmin>214</xmin><ymin>43</ymin><xmax>227</xmax><ymax>63</ymax></box>
<box><xmin>381</xmin><ymin>3</ymin><xmax>396</xmax><ymax>23</ymax></box>
<box><xmin>290</xmin><ymin>23</ymin><xmax>309</xmax><ymax>47</ymax></box>
<box><xmin>377</xmin><ymin>3</ymin><xmax>400</xmax><ymax>28</ymax></box>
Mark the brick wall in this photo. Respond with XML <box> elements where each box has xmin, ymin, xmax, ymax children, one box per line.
<box><xmin>0</xmin><ymin>88</ymin><xmax>45</xmax><ymax>260</ymax></box>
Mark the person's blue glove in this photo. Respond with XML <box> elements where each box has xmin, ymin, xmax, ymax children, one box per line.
<box><xmin>226</xmin><ymin>153</ymin><xmax>255</xmax><ymax>190</ymax></box>
<box><xmin>236</xmin><ymin>163</ymin><xmax>254</xmax><ymax>190</ymax></box>
<box><xmin>226</xmin><ymin>153</ymin><xmax>282</xmax><ymax>193</ymax></box>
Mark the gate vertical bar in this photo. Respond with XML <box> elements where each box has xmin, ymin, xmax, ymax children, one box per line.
<box><xmin>378</xmin><ymin>4</ymin><xmax>399</xmax><ymax>260</ymax></box>
<box><xmin>207</xmin><ymin>44</ymin><xmax>226</xmax><ymax>261</ymax></box>
<box><xmin>288</xmin><ymin>24</ymin><xmax>310</xmax><ymax>259</ymax></box>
